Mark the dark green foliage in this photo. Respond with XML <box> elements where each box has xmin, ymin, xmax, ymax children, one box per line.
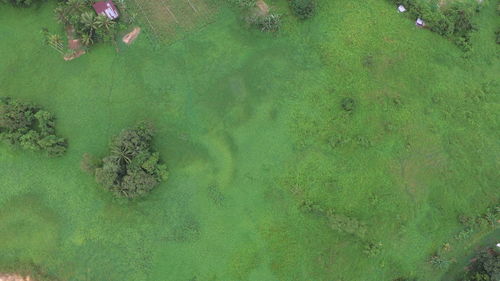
<box><xmin>289</xmin><ymin>0</ymin><xmax>316</xmax><ymax>20</ymax></box>
<box><xmin>341</xmin><ymin>97</ymin><xmax>356</xmax><ymax>112</ymax></box>
<box><xmin>54</xmin><ymin>0</ymin><xmax>117</xmax><ymax>47</ymax></box>
<box><xmin>1</xmin><ymin>0</ymin><xmax>43</xmax><ymax>6</ymax></box>
<box><xmin>0</xmin><ymin>97</ymin><xmax>67</xmax><ymax>156</ymax></box>
<box><xmin>326</xmin><ymin>210</ymin><xmax>366</xmax><ymax>238</ymax></box>
<box><xmin>429</xmin><ymin>254</ymin><xmax>451</xmax><ymax>269</ymax></box>
<box><xmin>457</xmin><ymin>206</ymin><xmax>499</xmax><ymax>235</ymax></box>
<box><xmin>391</xmin><ymin>0</ymin><xmax>479</xmax><ymax>51</ymax></box>
<box><xmin>84</xmin><ymin>122</ymin><xmax>168</xmax><ymax>198</ymax></box>
<box><xmin>463</xmin><ymin>248</ymin><xmax>500</xmax><ymax>281</ymax></box>
<box><xmin>363</xmin><ymin>241</ymin><xmax>383</xmax><ymax>257</ymax></box>
<box><xmin>246</xmin><ymin>13</ymin><xmax>282</xmax><ymax>32</ymax></box>
<box><xmin>298</xmin><ymin>199</ymin><xmax>324</xmax><ymax>214</ymax></box>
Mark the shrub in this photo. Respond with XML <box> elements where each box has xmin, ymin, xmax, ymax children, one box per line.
<box><xmin>429</xmin><ymin>254</ymin><xmax>451</xmax><ymax>269</ymax></box>
<box><xmin>0</xmin><ymin>97</ymin><xmax>67</xmax><ymax>156</ymax></box>
<box><xmin>1</xmin><ymin>0</ymin><xmax>44</xmax><ymax>6</ymax></box>
<box><xmin>341</xmin><ymin>97</ymin><xmax>356</xmax><ymax>112</ymax></box>
<box><xmin>326</xmin><ymin>210</ymin><xmax>366</xmax><ymax>238</ymax></box>
<box><xmin>247</xmin><ymin>13</ymin><xmax>282</xmax><ymax>32</ymax></box>
<box><xmin>83</xmin><ymin>122</ymin><xmax>168</xmax><ymax>198</ymax></box>
<box><xmin>363</xmin><ymin>241</ymin><xmax>383</xmax><ymax>257</ymax></box>
<box><xmin>390</xmin><ymin>0</ymin><xmax>479</xmax><ymax>51</ymax></box>
<box><xmin>289</xmin><ymin>0</ymin><xmax>316</xmax><ymax>20</ymax></box>
<box><xmin>463</xmin><ymin>248</ymin><xmax>499</xmax><ymax>281</ymax></box>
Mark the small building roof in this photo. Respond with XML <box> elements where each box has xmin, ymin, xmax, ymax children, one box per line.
<box><xmin>416</xmin><ymin>18</ymin><xmax>425</xmax><ymax>27</ymax></box>
<box><xmin>93</xmin><ymin>1</ymin><xmax>119</xmax><ymax>20</ymax></box>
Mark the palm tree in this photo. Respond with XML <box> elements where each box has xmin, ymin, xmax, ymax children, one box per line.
<box><xmin>54</xmin><ymin>6</ymin><xmax>69</xmax><ymax>25</ymax></box>
<box><xmin>80</xmin><ymin>12</ymin><xmax>98</xmax><ymax>31</ymax></box>
<box><xmin>96</xmin><ymin>15</ymin><xmax>115</xmax><ymax>31</ymax></box>
<box><xmin>80</xmin><ymin>33</ymin><xmax>93</xmax><ymax>47</ymax></box>
<box><xmin>66</xmin><ymin>0</ymin><xmax>86</xmax><ymax>13</ymax></box>
<box><xmin>48</xmin><ymin>34</ymin><xmax>63</xmax><ymax>46</ymax></box>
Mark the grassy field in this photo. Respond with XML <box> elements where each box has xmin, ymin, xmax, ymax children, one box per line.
<box><xmin>0</xmin><ymin>0</ymin><xmax>498</xmax><ymax>280</ymax></box>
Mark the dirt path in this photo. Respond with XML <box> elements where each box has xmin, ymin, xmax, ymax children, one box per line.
<box><xmin>256</xmin><ymin>0</ymin><xmax>269</xmax><ymax>15</ymax></box>
<box><xmin>0</xmin><ymin>274</ymin><xmax>33</xmax><ymax>281</ymax></box>
<box><xmin>122</xmin><ymin>27</ymin><xmax>141</xmax><ymax>45</ymax></box>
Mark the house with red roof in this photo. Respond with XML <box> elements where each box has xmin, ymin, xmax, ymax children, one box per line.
<box><xmin>93</xmin><ymin>0</ymin><xmax>119</xmax><ymax>20</ymax></box>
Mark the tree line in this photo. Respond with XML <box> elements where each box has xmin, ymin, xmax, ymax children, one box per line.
<box><xmin>0</xmin><ymin>97</ymin><xmax>167</xmax><ymax>198</ymax></box>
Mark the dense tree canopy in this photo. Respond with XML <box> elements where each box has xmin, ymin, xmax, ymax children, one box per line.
<box><xmin>463</xmin><ymin>248</ymin><xmax>500</xmax><ymax>281</ymax></box>
<box><xmin>83</xmin><ymin>122</ymin><xmax>168</xmax><ymax>198</ymax></box>
<box><xmin>390</xmin><ymin>0</ymin><xmax>480</xmax><ymax>51</ymax></box>
<box><xmin>0</xmin><ymin>97</ymin><xmax>67</xmax><ymax>156</ymax></box>
<box><xmin>54</xmin><ymin>0</ymin><xmax>117</xmax><ymax>47</ymax></box>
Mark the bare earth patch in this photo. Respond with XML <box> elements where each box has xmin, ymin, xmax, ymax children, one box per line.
<box><xmin>122</xmin><ymin>27</ymin><xmax>141</xmax><ymax>45</ymax></box>
<box><xmin>0</xmin><ymin>274</ymin><xmax>33</xmax><ymax>281</ymax></box>
<box><xmin>64</xmin><ymin>49</ymin><xmax>86</xmax><ymax>61</ymax></box>
<box><xmin>64</xmin><ymin>25</ymin><xmax>86</xmax><ymax>61</ymax></box>
<box><xmin>256</xmin><ymin>0</ymin><xmax>269</xmax><ymax>15</ymax></box>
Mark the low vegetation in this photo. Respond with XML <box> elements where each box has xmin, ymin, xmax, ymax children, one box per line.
<box><xmin>289</xmin><ymin>0</ymin><xmax>316</xmax><ymax>20</ymax></box>
<box><xmin>462</xmin><ymin>247</ymin><xmax>499</xmax><ymax>281</ymax></box>
<box><xmin>54</xmin><ymin>0</ymin><xmax>118</xmax><ymax>47</ymax></box>
<box><xmin>0</xmin><ymin>97</ymin><xmax>67</xmax><ymax>157</ymax></box>
<box><xmin>246</xmin><ymin>12</ymin><xmax>282</xmax><ymax>32</ymax></box>
<box><xmin>0</xmin><ymin>0</ymin><xmax>498</xmax><ymax>280</ymax></box>
<box><xmin>82</xmin><ymin>122</ymin><xmax>168</xmax><ymax>198</ymax></box>
<box><xmin>391</xmin><ymin>0</ymin><xmax>480</xmax><ymax>51</ymax></box>
<box><xmin>0</xmin><ymin>0</ymin><xmax>42</xmax><ymax>6</ymax></box>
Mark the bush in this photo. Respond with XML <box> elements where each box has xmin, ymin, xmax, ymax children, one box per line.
<box><xmin>83</xmin><ymin>122</ymin><xmax>168</xmax><ymax>198</ymax></box>
<box><xmin>326</xmin><ymin>210</ymin><xmax>366</xmax><ymax>238</ymax></box>
<box><xmin>1</xmin><ymin>0</ymin><xmax>44</xmax><ymax>6</ymax></box>
<box><xmin>289</xmin><ymin>0</ymin><xmax>316</xmax><ymax>20</ymax></box>
<box><xmin>429</xmin><ymin>254</ymin><xmax>451</xmax><ymax>269</ymax></box>
<box><xmin>390</xmin><ymin>0</ymin><xmax>479</xmax><ymax>51</ymax></box>
<box><xmin>341</xmin><ymin>97</ymin><xmax>356</xmax><ymax>112</ymax></box>
<box><xmin>463</xmin><ymin>248</ymin><xmax>499</xmax><ymax>281</ymax></box>
<box><xmin>247</xmin><ymin>13</ymin><xmax>282</xmax><ymax>32</ymax></box>
<box><xmin>0</xmin><ymin>97</ymin><xmax>67</xmax><ymax>156</ymax></box>
<box><xmin>363</xmin><ymin>241</ymin><xmax>383</xmax><ymax>257</ymax></box>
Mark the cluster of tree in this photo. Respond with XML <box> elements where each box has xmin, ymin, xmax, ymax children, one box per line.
<box><xmin>1</xmin><ymin>0</ymin><xmax>43</xmax><ymax>6</ymax></box>
<box><xmin>54</xmin><ymin>0</ymin><xmax>118</xmax><ymax>47</ymax></box>
<box><xmin>0</xmin><ymin>97</ymin><xmax>67</xmax><ymax>157</ymax></box>
<box><xmin>82</xmin><ymin>122</ymin><xmax>168</xmax><ymax>198</ymax></box>
<box><xmin>462</xmin><ymin>248</ymin><xmax>499</xmax><ymax>281</ymax></box>
<box><xmin>228</xmin><ymin>0</ymin><xmax>282</xmax><ymax>32</ymax></box>
<box><xmin>289</xmin><ymin>0</ymin><xmax>316</xmax><ymax>20</ymax></box>
<box><xmin>391</xmin><ymin>0</ymin><xmax>480</xmax><ymax>51</ymax></box>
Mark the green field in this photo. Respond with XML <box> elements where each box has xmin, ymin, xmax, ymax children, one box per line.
<box><xmin>0</xmin><ymin>0</ymin><xmax>499</xmax><ymax>280</ymax></box>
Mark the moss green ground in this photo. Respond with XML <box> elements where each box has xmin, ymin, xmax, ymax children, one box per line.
<box><xmin>0</xmin><ymin>0</ymin><xmax>499</xmax><ymax>280</ymax></box>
